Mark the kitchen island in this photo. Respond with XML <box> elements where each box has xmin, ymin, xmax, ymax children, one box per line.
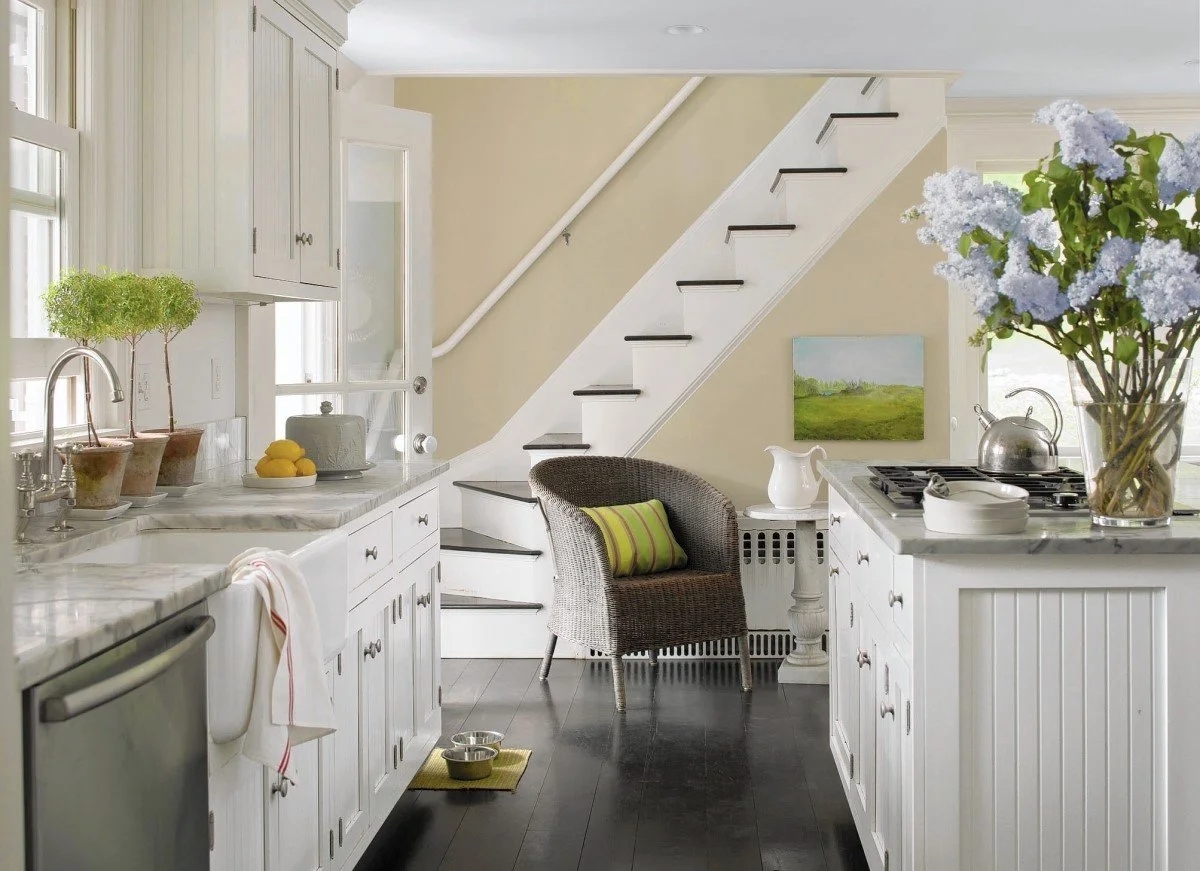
<box><xmin>820</xmin><ymin>459</ymin><xmax>1200</xmax><ymax>871</ymax></box>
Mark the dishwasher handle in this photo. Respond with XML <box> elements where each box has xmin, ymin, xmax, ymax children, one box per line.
<box><xmin>41</xmin><ymin>616</ymin><xmax>216</xmax><ymax>723</ymax></box>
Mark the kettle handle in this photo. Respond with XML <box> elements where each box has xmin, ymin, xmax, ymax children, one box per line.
<box><xmin>1004</xmin><ymin>387</ymin><xmax>1062</xmax><ymax>443</ymax></box>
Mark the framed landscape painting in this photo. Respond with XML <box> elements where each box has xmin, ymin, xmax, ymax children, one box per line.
<box><xmin>792</xmin><ymin>335</ymin><xmax>925</xmax><ymax>441</ymax></box>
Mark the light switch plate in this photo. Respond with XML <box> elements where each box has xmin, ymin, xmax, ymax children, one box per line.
<box><xmin>135</xmin><ymin>363</ymin><xmax>153</xmax><ymax>412</ymax></box>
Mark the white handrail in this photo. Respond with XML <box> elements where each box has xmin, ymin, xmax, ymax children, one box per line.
<box><xmin>432</xmin><ymin>76</ymin><xmax>706</xmax><ymax>359</ymax></box>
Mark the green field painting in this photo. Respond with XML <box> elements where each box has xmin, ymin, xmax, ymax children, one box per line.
<box><xmin>792</xmin><ymin>336</ymin><xmax>925</xmax><ymax>441</ymax></box>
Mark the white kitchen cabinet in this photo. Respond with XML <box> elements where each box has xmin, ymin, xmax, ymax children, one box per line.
<box><xmin>872</xmin><ymin>643</ymin><xmax>909</xmax><ymax>871</ymax></box>
<box><xmin>325</xmin><ymin>646</ymin><xmax>368</xmax><ymax>868</ymax></box>
<box><xmin>412</xmin><ymin>547</ymin><xmax>441</xmax><ymax>739</ymax></box>
<box><xmin>209</xmin><ymin>755</ymin><xmax>266</xmax><ymax>871</ymax></box>
<box><xmin>829</xmin><ymin>552</ymin><xmax>857</xmax><ymax>780</ymax></box>
<box><xmin>354</xmin><ymin>593</ymin><xmax>403</xmax><ymax>826</ymax></box>
<box><xmin>140</xmin><ymin>0</ymin><xmax>345</xmax><ymax>301</ymax></box>
<box><xmin>266</xmin><ymin>735</ymin><xmax>327</xmax><ymax>871</ymax></box>
<box><xmin>390</xmin><ymin>581</ymin><xmax>416</xmax><ymax>765</ymax></box>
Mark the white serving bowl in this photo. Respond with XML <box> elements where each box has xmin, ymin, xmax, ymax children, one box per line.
<box><xmin>923</xmin><ymin>511</ymin><xmax>1029</xmax><ymax>535</ymax></box>
<box><xmin>922</xmin><ymin>480</ymin><xmax>1029</xmax><ymax>534</ymax></box>
<box><xmin>924</xmin><ymin>480</ymin><xmax>1029</xmax><ymax>507</ymax></box>
<box><xmin>922</xmin><ymin>496</ymin><xmax>1028</xmax><ymax>524</ymax></box>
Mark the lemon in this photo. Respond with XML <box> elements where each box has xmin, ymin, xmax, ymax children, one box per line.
<box><xmin>264</xmin><ymin>439</ymin><xmax>305</xmax><ymax>462</ymax></box>
<box><xmin>258</xmin><ymin>457</ymin><xmax>298</xmax><ymax>478</ymax></box>
<box><xmin>295</xmin><ymin>457</ymin><xmax>317</xmax><ymax>477</ymax></box>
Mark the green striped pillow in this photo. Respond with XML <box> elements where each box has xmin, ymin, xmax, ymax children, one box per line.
<box><xmin>580</xmin><ymin>499</ymin><xmax>688</xmax><ymax>577</ymax></box>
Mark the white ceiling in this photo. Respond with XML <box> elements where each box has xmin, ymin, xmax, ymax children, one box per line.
<box><xmin>343</xmin><ymin>0</ymin><xmax>1200</xmax><ymax>97</ymax></box>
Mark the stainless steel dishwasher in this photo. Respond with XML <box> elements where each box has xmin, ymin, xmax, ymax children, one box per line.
<box><xmin>23</xmin><ymin>605</ymin><xmax>215</xmax><ymax>871</ymax></box>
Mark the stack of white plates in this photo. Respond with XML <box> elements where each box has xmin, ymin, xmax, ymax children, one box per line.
<box><xmin>922</xmin><ymin>480</ymin><xmax>1030</xmax><ymax>535</ymax></box>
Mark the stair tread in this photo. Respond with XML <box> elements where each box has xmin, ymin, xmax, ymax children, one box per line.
<box><xmin>726</xmin><ymin>223</ymin><xmax>797</xmax><ymax>231</ymax></box>
<box><xmin>624</xmin><ymin>334</ymin><xmax>693</xmax><ymax>341</ymax></box>
<box><xmin>441</xmin><ymin>527</ymin><xmax>542</xmax><ymax>556</ymax></box>
<box><xmin>829</xmin><ymin>111</ymin><xmax>900</xmax><ymax>119</ymax></box>
<box><xmin>452</xmin><ymin>480</ymin><xmax>538</xmax><ymax>504</ymax></box>
<box><xmin>442</xmin><ymin>593</ymin><xmax>544</xmax><ymax>611</ymax></box>
<box><xmin>522</xmin><ymin>432</ymin><xmax>589</xmax><ymax>450</ymax></box>
<box><xmin>573</xmin><ymin>385</ymin><xmax>641</xmax><ymax>396</ymax></box>
<box><xmin>676</xmin><ymin>279</ymin><xmax>744</xmax><ymax>287</ymax></box>
<box><xmin>771</xmin><ymin>166</ymin><xmax>849</xmax><ymax>193</ymax></box>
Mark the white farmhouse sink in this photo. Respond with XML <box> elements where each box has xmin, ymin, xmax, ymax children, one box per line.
<box><xmin>68</xmin><ymin>529</ymin><xmax>349</xmax><ymax>744</ymax></box>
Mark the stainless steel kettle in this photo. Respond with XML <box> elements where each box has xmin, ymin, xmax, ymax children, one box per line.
<box><xmin>973</xmin><ymin>388</ymin><xmax>1063</xmax><ymax>474</ymax></box>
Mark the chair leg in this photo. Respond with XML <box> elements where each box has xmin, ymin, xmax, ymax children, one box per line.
<box><xmin>610</xmin><ymin>655</ymin><xmax>626</xmax><ymax>711</ymax></box>
<box><xmin>739</xmin><ymin>633</ymin><xmax>753</xmax><ymax>692</ymax></box>
<box><xmin>648</xmin><ymin>648</ymin><xmax>658</xmax><ymax>667</ymax></box>
<box><xmin>538</xmin><ymin>633</ymin><xmax>558</xmax><ymax>682</ymax></box>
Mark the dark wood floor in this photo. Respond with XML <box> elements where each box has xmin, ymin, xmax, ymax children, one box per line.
<box><xmin>355</xmin><ymin>658</ymin><xmax>869</xmax><ymax>871</ymax></box>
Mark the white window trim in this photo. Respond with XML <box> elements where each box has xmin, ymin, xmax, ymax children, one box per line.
<box><xmin>945</xmin><ymin>95</ymin><xmax>1200</xmax><ymax>461</ymax></box>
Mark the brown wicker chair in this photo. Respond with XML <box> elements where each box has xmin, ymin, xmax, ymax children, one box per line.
<box><xmin>529</xmin><ymin>455</ymin><xmax>752</xmax><ymax>710</ymax></box>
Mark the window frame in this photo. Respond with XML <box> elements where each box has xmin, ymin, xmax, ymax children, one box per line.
<box><xmin>944</xmin><ymin>96</ymin><xmax>1200</xmax><ymax>461</ymax></box>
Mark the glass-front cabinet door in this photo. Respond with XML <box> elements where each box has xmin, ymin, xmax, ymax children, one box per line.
<box><xmin>274</xmin><ymin>99</ymin><xmax>432</xmax><ymax>462</ymax></box>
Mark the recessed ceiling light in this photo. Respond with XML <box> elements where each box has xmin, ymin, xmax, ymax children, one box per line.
<box><xmin>665</xmin><ymin>24</ymin><xmax>707</xmax><ymax>36</ymax></box>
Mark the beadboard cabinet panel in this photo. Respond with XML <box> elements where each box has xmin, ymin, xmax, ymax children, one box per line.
<box><xmin>297</xmin><ymin>38</ymin><xmax>339</xmax><ymax>288</ymax></box>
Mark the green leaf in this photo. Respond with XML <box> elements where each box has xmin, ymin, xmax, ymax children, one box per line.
<box><xmin>1115</xmin><ymin>335</ymin><xmax>1139</xmax><ymax>363</ymax></box>
<box><xmin>1108</xmin><ymin>204</ymin><xmax>1133</xmax><ymax>236</ymax></box>
<box><xmin>957</xmin><ymin>234</ymin><xmax>972</xmax><ymax>257</ymax></box>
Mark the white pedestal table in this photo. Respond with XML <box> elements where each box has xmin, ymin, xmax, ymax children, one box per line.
<box><xmin>744</xmin><ymin>503</ymin><xmax>829</xmax><ymax>684</ymax></box>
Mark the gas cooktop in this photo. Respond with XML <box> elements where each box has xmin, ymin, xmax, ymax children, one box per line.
<box><xmin>854</xmin><ymin>464</ymin><xmax>1196</xmax><ymax>518</ymax></box>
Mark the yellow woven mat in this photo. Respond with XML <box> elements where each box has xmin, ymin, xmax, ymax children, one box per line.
<box><xmin>409</xmin><ymin>748</ymin><xmax>532</xmax><ymax>791</ymax></box>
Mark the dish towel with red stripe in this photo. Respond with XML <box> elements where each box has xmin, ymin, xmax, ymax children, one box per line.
<box><xmin>231</xmin><ymin>547</ymin><xmax>336</xmax><ymax>779</ymax></box>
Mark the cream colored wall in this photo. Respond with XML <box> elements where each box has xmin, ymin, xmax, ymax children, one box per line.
<box><xmin>393</xmin><ymin>76</ymin><xmax>824</xmax><ymax>458</ymax></box>
<box><xmin>640</xmin><ymin>134</ymin><xmax>949</xmax><ymax>508</ymax></box>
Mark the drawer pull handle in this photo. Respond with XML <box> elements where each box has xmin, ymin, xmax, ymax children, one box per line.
<box><xmin>880</xmin><ymin>703</ymin><xmax>895</xmax><ymax>720</ymax></box>
<box><xmin>366</xmin><ymin>546</ymin><xmax>379</xmax><ymax>560</ymax></box>
<box><xmin>829</xmin><ymin>567</ymin><xmax>840</xmax><ymax>579</ymax></box>
<box><xmin>856</xmin><ymin>649</ymin><xmax>871</xmax><ymax>669</ymax></box>
<box><xmin>831</xmin><ymin>514</ymin><xmax>842</xmax><ymax>525</ymax></box>
<box><xmin>417</xmin><ymin>514</ymin><xmax>430</xmax><ymax>525</ymax></box>
<box><xmin>364</xmin><ymin>640</ymin><xmax>382</xmax><ymax>659</ymax></box>
<box><xmin>888</xmin><ymin>590</ymin><xmax>904</xmax><ymax>608</ymax></box>
<box><xmin>856</xmin><ymin>551</ymin><xmax>869</xmax><ymax>566</ymax></box>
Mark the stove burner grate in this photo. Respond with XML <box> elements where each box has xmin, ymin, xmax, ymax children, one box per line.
<box><xmin>866</xmin><ymin>464</ymin><xmax>1086</xmax><ymax>510</ymax></box>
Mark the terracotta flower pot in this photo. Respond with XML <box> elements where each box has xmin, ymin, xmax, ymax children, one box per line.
<box><xmin>65</xmin><ymin>439</ymin><xmax>133</xmax><ymax>509</ymax></box>
<box><xmin>146</xmin><ymin>427</ymin><xmax>204</xmax><ymax>486</ymax></box>
<box><xmin>120</xmin><ymin>432</ymin><xmax>170</xmax><ymax>497</ymax></box>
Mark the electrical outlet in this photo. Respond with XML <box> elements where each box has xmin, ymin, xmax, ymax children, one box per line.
<box><xmin>135</xmin><ymin>364</ymin><xmax>153</xmax><ymax>413</ymax></box>
<box><xmin>211</xmin><ymin>358</ymin><xmax>223</xmax><ymax>401</ymax></box>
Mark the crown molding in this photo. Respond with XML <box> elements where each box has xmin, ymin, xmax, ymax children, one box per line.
<box><xmin>949</xmin><ymin>94</ymin><xmax>1200</xmax><ymax>125</ymax></box>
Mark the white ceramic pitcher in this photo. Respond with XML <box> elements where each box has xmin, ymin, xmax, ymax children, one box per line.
<box><xmin>765</xmin><ymin>445</ymin><xmax>827</xmax><ymax>510</ymax></box>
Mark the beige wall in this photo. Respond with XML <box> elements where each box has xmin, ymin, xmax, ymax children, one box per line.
<box><xmin>394</xmin><ymin>76</ymin><xmax>824</xmax><ymax>457</ymax></box>
<box><xmin>640</xmin><ymin>134</ymin><xmax>949</xmax><ymax>508</ymax></box>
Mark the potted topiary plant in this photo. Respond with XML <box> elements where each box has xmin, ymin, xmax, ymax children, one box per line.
<box><xmin>41</xmin><ymin>270</ymin><xmax>132</xmax><ymax>509</ymax></box>
<box><xmin>146</xmin><ymin>273</ymin><xmax>205</xmax><ymax>486</ymax></box>
<box><xmin>107</xmin><ymin>272</ymin><xmax>169</xmax><ymax>497</ymax></box>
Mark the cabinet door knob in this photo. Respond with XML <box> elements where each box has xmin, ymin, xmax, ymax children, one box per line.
<box><xmin>305</xmin><ymin>232</ymin><xmax>314</xmax><ymax>245</ymax></box>
<box><xmin>880</xmin><ymin>703</ymin><xmax>895</xmax><ymax>719</ymax></box>
<box><xmin>366</xmin><ymin>546</ymin><xmax>379</xmax><ymax>560</ymax></box>
<box><xmin>856</xmin><ymin>551</ymin><xmax>869</xmax><ymax>566</ymax></box>
<box><xmin>831</xmin><ymin>514</ymin><xmax>842</xmax><ymax>525</ymax></box>
<box><xmin>829</xmin><ymin>567</ymin><xmax>840</xmax><ymax>580</ymax></box>
<box><xmin>888</xmin><ymin>590</ymin><xmax>904</xmax><ymax>608</ymax></box>
<box><xmin>272</xmin><ymin>776</ymin><xmax>291</xmax><ymax>797</ymax></box>
<box><xmin>856</xmin><ymin>649</ymin><xmax>871</xmax><ymax>669</ymax></box>
<box><xmin>417</xmin><ymin>514</ymin><xmax>429</xmax><ymax>525</ymax></box>
<box><xmin>295</xmin><ymin>233</ymin><xmax>306</xmax><ymax>245</ymax></box>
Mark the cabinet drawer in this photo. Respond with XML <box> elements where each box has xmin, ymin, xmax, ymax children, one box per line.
<box><xmin>395</xmin><ymin>489</ymin><xmax>439</xmax><ymax>563</ymax></box>
<box><xmin>827</xmin><ymin>488</ymin><xmax>854</xmax><ymax>560</ymax></box>
<box><xmin>852</xmin><ymin>522</ymin><xmax>893</xmax><ymax>625</ymax></box>
<box><xmin>349</xmin><ymin>513</ymin><xmax>393</xmax><ymax>589</ymax></box>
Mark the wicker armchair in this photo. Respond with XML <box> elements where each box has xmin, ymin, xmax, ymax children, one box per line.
<box><xmin>529</xmin><ymin>456</ymin><xmax>752</xmax><ymax>710</ymax></box>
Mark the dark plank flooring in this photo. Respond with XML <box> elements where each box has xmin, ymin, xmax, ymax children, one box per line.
<box><xmin>355</xmin><ymin>658</ymin><xmax>868</xmax><ymax>871</ymax></box>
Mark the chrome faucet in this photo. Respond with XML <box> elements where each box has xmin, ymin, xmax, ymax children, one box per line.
<box><xmin>14</xmin><ymin>346</ymin><xmax>125</xmax><ymax>542</ymax></box>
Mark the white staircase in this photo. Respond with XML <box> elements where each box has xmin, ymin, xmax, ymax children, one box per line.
<box><xmin>440</xmin><ymin>76</ymin><xmax>947</xmax><ymax>658</ymax></box>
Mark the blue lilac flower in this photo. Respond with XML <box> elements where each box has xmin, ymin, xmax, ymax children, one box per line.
<box><xmin>998</xmin><ymin>241</ymin><xmax>1068</xmax><ymax>321</ymax></box>
<box><xmin>1019</xmin><ymin>208</ymin><xmax>1061</xmax><ymax>253</ymax></box>
<box><xmin>1158</xmin><ymin>134</ymin><xmax>1200</xmax><ymax>202</ymax></box>
<box><xmin>1127</xmin><ymin>238</ymin><xmax>1200</xmax><ymax>325</ymax></box>
<box><xmin>1033</xmin><ymin>100</ymin><xmax>1129</xmax><ymax>181</ymax></box>
<box><xmin>909</xmin><ymin>167</ymin><xmax>1024</xmax><ymax>253</ymax></box>
<box><xmin>934</xmin><ymin>247</ymin><xmax>1001</xmax><ymax>316</ymax></box>
<box><xmin>1066</xmin><ymin>236</ymin><xmax>1139</xmax><ymax>308</ymax></box>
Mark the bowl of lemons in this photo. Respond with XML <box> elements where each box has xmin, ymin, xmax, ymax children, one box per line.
<box><xmin>242</xmin><ymin>439</ymin><xmax>319</xmax><ymax>489</ymax></box>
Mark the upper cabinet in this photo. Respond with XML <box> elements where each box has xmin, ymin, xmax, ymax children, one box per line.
<box><xmin>140</xmin><ymin>0</ymin><xmax>348</xmax><ymax>301</ymax></box>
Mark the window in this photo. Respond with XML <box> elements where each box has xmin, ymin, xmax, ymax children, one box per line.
<box><xmin>8</xmin><ymin>0</ymin><xmax>88</xmax><ymax>439</ymax></box>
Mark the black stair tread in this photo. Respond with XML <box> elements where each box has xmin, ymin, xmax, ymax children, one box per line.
<box><xmin>522</xmin><ymin>432</ymin><xmax>590</xmax><ymax>450</ymax></box>
<box><xmin>771</xmin><ymin>166</ymin><xmax>849</xmax><ymax>193</ymax></box>
<box><xmin>573</xmin><ymin>385</ymin><xmax>642</xmax><ymax>396</ymax></box>
<box><xmin>624</xmin><ymin>334</ymin><xmax>693</xmax><ymax>341</ymax></box>
<box><xmin>452</xmin><ymin>480</ymin><xmax>538</xmax><ymax>504</ymax></box>
<box><xmin>676</xmin><ymin>279</ymin><xmax>744</xmax><ymax>287</ymax></box>
<box><xmin>441</xmin><ymin>527</ymin><xmax>542</xmax><ymax>557</ymax></box>
<box><xmin>442</xmin><ymin>593</ymin><xmax>544</xmax><ymax>611</ymax></box>
<box><xmin>829</xmin><ymin>111</ymin><xmax>900</xmax><ymax>119</ymax></box>
<box><xmin>725</xmin><ymin>223</ymin><xmax>796</xmax><ymax>244</ymax></box>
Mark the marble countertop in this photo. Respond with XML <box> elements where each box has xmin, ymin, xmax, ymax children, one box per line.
<box><xmin>13</xmin><ymin>460</ymin><xmax>448</xmax><ymax>689</ymax></box>
<box><xmin>819</xmin><ymin>459</ymin><xmax>1200</xmax><ymax>556</ymax></box>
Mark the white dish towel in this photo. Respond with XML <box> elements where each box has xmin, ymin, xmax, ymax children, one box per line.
<box><xmin>230</xmin><ymin>547</ymin><xmax>336</xmax><ymax>779</ymax></box>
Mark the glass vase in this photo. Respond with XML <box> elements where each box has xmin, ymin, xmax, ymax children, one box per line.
<box><xmin>1068</xmin><ymin>357</ymin><xmax>1193</xmax><ymax>528</ymax></box>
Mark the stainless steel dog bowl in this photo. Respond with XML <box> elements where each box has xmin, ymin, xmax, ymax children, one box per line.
<box><xmin>450</xmin><ymin>730</ymin><xmax>505</xmax><ymax>752</ymax></box>
<box><xmin>443</xmin><ymin>746</ymin><xmax>498</xmax><ymax>781</ymax></box>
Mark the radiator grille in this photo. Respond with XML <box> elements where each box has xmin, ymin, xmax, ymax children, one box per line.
<box><xmin>587</xmin><ymin>630</ymin><xmax>794</xmax><ymax>661</ymax></box>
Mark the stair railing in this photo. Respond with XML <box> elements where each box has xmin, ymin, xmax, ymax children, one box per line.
<box><xmin>432</xmin><ymin>76</ymin><xmax>706</xmax><ymax>359</ymax></box>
